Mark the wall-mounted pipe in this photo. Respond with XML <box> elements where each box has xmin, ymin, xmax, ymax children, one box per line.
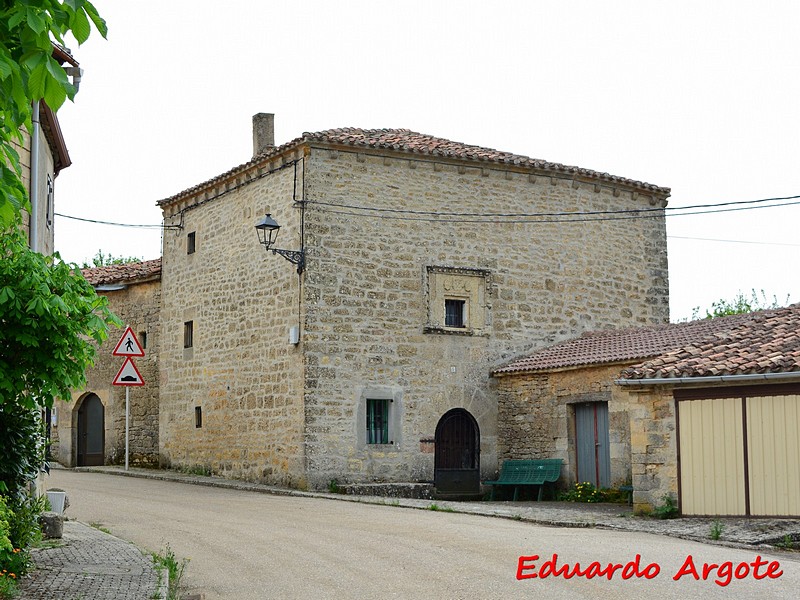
<box><xmin>615</xmin><ymin>371</ymin><xmax>800</xmax><ymax>386</ymax></box>
<box><xmin>30</xmin><ymin>101</ymin><xmax>41</xmax><ymax>252</ymax></box>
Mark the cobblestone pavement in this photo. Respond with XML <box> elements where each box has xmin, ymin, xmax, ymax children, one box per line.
<box><xmin>17</xmin><ymin>519</ymin><xmax>164</xmax><ymax>600</ymax></box>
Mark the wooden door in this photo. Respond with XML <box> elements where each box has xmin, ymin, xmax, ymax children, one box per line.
<box><xmin>434</xmin><ymin>409</ymin><xmax>480</xmax><ymax>497</ymax></box>
<box><xmin>77</xmin><ymin>394</ymin><xmax>104</xmax><ymax>466</ymax></box>
<box><xmin>575</xmin><ymin>402</ymin><xmax>610</xmax><ymax>488</ymax></box>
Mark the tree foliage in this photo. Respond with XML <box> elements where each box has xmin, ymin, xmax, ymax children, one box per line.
<box><xmin>0</xmin><ymin>0</ymin><xmax>107</xmax><ymax>228</ymax></box>
<box><xmin>692</xmin><ymin>289</ymin><xmax>790</xmax><ymax>320</ymax></box>
<box><xmin>0</xmin><ymin>223</ymin><xmax>121</xmax><ymax>412</ymax></box>
<box><xmin>82</xmin><ymin>249</ymin><xmax>143</xmax><ymax>268</ymax></box>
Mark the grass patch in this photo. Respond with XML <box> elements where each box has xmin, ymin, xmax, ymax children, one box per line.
<box><xmin>427</xmin><ymin>503</ymin><xmax>455</xmax><ymax>512</ymax></box>
<box><xmin>709</xmin><ymin>519</ymin><xmax>724</xmax><ymax>541</ymax></box>
<box><xmin>652</xmin><ymin>495</ymin><xmax>679</xmax><ymax>519</ymax></box>
<box><xmin>152</xmin><ymin>544</ymin><xmax>188</xmax><ymax>600</ymax></box>
<box><xmin>89</xmin><ymin>522</ymin><xmax>111</xmax><ymax>535</ymax></box>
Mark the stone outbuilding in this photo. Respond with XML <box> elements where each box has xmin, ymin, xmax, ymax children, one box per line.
<box><xmin>493</xmin><ymin>305</ymin><xmax>800</xmax><ymax>516</ymax></box>
<box><xmin>151</xmin><ymin>115</ymin><xmax>671</xmax><ymax>493</ymax></box>
<box><xmin>52</xmin><ymin>259</ymin><xmax>161</xmax><ymax>467</ymax></box>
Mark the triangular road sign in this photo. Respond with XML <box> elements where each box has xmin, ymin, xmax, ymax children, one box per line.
<box><xmin>112</xmin><ymin>326</ymin><xmax>145</xmax><ymax>357</ymax></box>
<box><xmin>112</xmin><ymin>357</ymin><xmax>145</xmax><ymax>386</ymax></box>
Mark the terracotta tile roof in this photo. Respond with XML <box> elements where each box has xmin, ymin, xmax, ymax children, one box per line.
<box><xmin>492</xmin><ymin>313</ymin><xmax>756</xmax><ymax>376</ymax></box>
<box><xmin>81</xmin><ymin>258</ymin><xmax>161</xmax><ymax>286</ymax></box>
<box><xmin>157</xmin><ymin>128</ymin><xmax>670</xmax><ymax>206</ymax></box>
<box><xmin>622</xmin><ymin>304</ymin><xmax>800</xmax><ymax>380</ymax></box>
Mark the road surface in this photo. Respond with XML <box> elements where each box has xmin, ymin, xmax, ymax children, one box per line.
<box><xmin>46</xmin><ymin>469</ymin><xmax>798</xmax><ymax>599</ymax></box>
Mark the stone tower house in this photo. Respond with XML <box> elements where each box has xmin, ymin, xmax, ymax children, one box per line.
<box><xmin>156</xmin><ymin>114</ymin><xmax>670</xmax><ymax>491</ymax></box>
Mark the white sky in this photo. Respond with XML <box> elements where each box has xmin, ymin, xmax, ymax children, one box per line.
<box><xmin>52</xmin><ymin>1</ymin><xmax>800</xmax><ymax>322</ymax></box>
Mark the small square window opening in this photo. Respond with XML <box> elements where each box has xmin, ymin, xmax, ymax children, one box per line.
<box><xmin>445</xmin><ymin>299</ymin><xmax>466</xmax><ymax>328</ymax></box>
<box><xmin>187</xmin><ymin>232</ymin><xmax>196</xmax><ymax>254</ymax></box>
<box><xmin>184</xmin><ymin>321</ymin><xmax>194</xmax><ymax>348</ymax></box>
<box><xmin>367</xmin><ymin>398</ymin><xmax>390</xmax><ymax>444</ymax></box>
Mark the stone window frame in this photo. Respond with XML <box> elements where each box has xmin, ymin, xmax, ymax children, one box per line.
<box><xmin>356</xmin><ymin>387</ymin><xmax>402</xmax><ymax>450</ymax></box>
<box><xmin>187</xmin><ymin>231</ymin><xmax>196</xmax><ymax>255</ymax></box>
<box><xmin>424</xmin><ymin>266</ymin><xmax>491</xmax><ymax>336</ymax></box>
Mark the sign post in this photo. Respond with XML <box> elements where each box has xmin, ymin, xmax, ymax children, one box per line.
<box><xmin>112</xmin><ymin>327</ymin><xmax>145</xmax><ymax>470</ymax></box>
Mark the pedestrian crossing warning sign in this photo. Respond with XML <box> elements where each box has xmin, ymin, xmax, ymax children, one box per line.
<box><xmin>112</xmin><ymin>326</ymin><xmax>145</xmax><ymax>357</ymax></box>
<box><xmin>112</xmin><ymin>357</ymin><xmax>145</xmax><ymax>386</ymax></box>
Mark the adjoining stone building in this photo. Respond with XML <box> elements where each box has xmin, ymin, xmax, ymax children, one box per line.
<box><xmin>493</xmin><ymin>305</ymin><xmax>800</xmax><ymax>516</ymax></box>
<box><xmin>153</xmin><ymin>114</ymin><xmax>671</xmax><ymax>492</ymax></box>
<box><xmin>52</xmin><ymin>259</ymin><xmax>161</xmax><ymax>467</ymax></box>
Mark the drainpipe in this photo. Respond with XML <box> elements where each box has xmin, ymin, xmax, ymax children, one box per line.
<box><xmin>30</xmin><ymin>101</ymin><xmax>41</xmax><ymax>252</ymax></box>
<box><xmin>614</xmin><ymin>371</ymin><xmax>800</xmax><ymax>386</ymax></box>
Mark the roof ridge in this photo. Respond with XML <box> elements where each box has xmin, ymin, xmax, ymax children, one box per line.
<box><xmin>157</xmin><ymin>127</ymin><xmax>671</xmax><ymax>207</ymax></box>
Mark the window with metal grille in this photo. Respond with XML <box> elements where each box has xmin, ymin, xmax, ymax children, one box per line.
<box><xmin>366</xmin><ymin>398</ymin><xmax>390</xmax><ymax>444</ymax></box>
<box><xmin>184</xmin><ymin>321</ymin><xmax>193</xmax><ymax>348</ymax></box>
<box><xmin>445</xmin><ymin>299</ymin><xmax>466</xmax><ymax>328</ymax></box>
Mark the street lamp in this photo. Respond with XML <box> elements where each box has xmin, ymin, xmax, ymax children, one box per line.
<box><xmin>255</xmin><ymin>214</ymin><xmax>305</xmax><ymax>273</ymax></box>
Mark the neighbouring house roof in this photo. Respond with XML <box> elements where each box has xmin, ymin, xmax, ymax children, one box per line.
<box><xmin>621</xmin><ymin>304</ymin><xmax>800</xmax><ymax>380</ymax></box>
<box><xmin>82</xmin><ymin>258</ymin><xmax>162</xmax><ymax>287</ymax></box>
<box><xmin>157</xmin><ymin>128</ymin><xmax>670</xmax><ymax>207</ymax></box>
<box><xmin>491</xmin><ymin>307</ymin><xmax>800</xmax><ymax>378</ymax></box>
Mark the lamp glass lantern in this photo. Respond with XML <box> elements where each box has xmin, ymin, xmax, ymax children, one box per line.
<box><xmin>255</xmin><ymin>213</ymin><xmax>281</xmax><ymax>251</ymax></box>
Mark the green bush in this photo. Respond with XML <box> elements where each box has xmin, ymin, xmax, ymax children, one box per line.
<box><xmin>0</xmin><ymin>403</ymin><xmax>46</xmax><ymax>499</ymax></box>
<box><xmin>559</xmin><ymin>481</ymin><xmax>604</xmax><ymax>503</ymax></box>
<box><xmin>652</xmin><ymin>494</ymin><xmax>679</xmax><ymax>519</ymax></box>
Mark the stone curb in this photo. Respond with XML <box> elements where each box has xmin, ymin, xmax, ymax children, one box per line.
<box><xmin>78</xmin><ymin>466</ymin><xmax>800</xmax><ymax>554</ymax></box>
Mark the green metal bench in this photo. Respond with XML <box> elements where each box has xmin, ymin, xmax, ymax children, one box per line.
<box><xmin>484</xmin><ymin>459</ymin><xmax>563</xmax><ymax>501</ymax></box>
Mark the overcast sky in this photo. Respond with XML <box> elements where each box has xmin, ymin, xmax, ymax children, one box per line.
<box><xmin>52</xmin><ymin>1</ymin><xmax>800</xmax><ymax>322</ymax></box>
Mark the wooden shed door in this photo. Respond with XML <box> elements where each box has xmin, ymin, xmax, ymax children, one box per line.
<box><xmin>434</xmin><ymin>409</ymin><xmax>480</xmax><ymax>496</ymax></box>
<box><xmin>575</xmin><ymin>402</ymin><xmax>610</xmax><ymax>488</ymax></box>
<box><xmin>77</xmin><ymin>394</ymin><xmax>105</xmax><ymax>466</ymax></box>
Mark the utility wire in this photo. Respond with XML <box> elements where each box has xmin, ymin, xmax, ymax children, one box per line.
<box><xmin>310</xmin><ymin>193</ymin><xmax>800</xmax><ymax>219</ymax></box>
<box><xmin>668</xmin><ymin>235</ymin><xmax>800</xmax><ymax>248</ymax></box>
<box><xmin>55</xmin><ymin>192</ymin><xmax>800</xmax><ymax>228</ymax></box>
<box><xmin>55</xmin><ymin>212</ymin><xmax>181</xmax><ymax>229</ymax></box>
<box><xmin>308</xmin><ymin>198</ymin><xmax>800</xmax><ymax>224</ymax></box>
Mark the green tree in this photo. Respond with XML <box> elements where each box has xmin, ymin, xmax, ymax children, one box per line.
<box><xmin>82</xmin><ymin>249</ymin><xmax>143</xmax><ymax>268</ymax></box>
<box><xmin>0</xmin><ymin>224</ymin><xmax>121</xmax><ymax>495</ymax></box>
<box><xmin>0</xmin><ymin>0</ymin><xmax>107</xmax><ymax>228</ymax></box>
<box><xmin>691</xmin><ymin>289</ymin><xmax>790</xmax><ymax>320</ymax></box>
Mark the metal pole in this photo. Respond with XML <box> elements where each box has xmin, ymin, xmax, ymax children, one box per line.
<box><xmin>125</xmin><ymin>387</ymin><xmax>130</xmax><ymax>471</ymax></box>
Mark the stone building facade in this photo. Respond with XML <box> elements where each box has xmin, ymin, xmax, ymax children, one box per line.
<box><xmin>52</xmin><ymin>260</ymin><xmax>161</xmax><ymax>467</ymax></box>
<box><xmin>492</xmin><ymin>309</ymin><xmax>800</xmax><ymax>514</ymax></box>
<box><xmin>16</xmin><ymin>45</ymin><xmax>79</xmax><ymax>254</ymax></box>
<box><xmin>154</xmin><ymin>115</ymin><xmax>671</xmax><ymax>491</ymax></box>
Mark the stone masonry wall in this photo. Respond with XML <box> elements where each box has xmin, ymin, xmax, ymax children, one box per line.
<box><xmin>301</xmin><ymin>147</ymin><xmax>669</xmax><ymax>489</ymax></box>
<box><xmin>159</xmin><ymin>159</ymin><xmax>307</xmax><ymax>487</ymax></box>
<box><xmin>493</xmin><ymin>364</ymin><xmax>635</xmax><ymax>489</ymax></box>
<box><xmin>53</xmin><ymin>279</ymin><xmax>161</xmax><ymax>466</ymax></box>
<box><xmin>627</xmin><ymin>386</ymin><xmax>678</xmax><ymax>511</ymax></box>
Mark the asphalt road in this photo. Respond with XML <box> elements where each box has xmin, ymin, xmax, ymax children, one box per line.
<box><xmin>47</xmin><ymin>470</ymin><xmax>799</xmax><ymax>599</ymax></box>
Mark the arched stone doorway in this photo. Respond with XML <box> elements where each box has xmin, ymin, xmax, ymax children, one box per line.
<box><xmin>434</xmin><ymin>408</ymin><xmax>480</xmax><ymax>498</ymax></box>
<box><xmin>76</xmin><ymin>393</ymin><xmax>105</xmax><ymax>466</ymax></box>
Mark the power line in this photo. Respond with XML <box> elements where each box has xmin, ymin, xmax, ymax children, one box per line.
<box><xmin>55</xmin><ymin>191</ymin><xmax>800</xmax><ymax>228</ymax></box>
<box><xmin>54</xmin><ymin>212</ymin><xmax>180</xmax><ymax>229</ymax></box>
<box><xmin>310</xmin><ymin>193</ymin><xmax>800</xmax><ymax>219</ymax></box>
<box><xmin>668</xmin><ymin>235</ymin><xmax>800</xmax><ymax>248</ymax></box>
<box><xmin>308</xmin><ymin>198</ymin><xmax>800</xmax><ymax>224</ymax></box>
